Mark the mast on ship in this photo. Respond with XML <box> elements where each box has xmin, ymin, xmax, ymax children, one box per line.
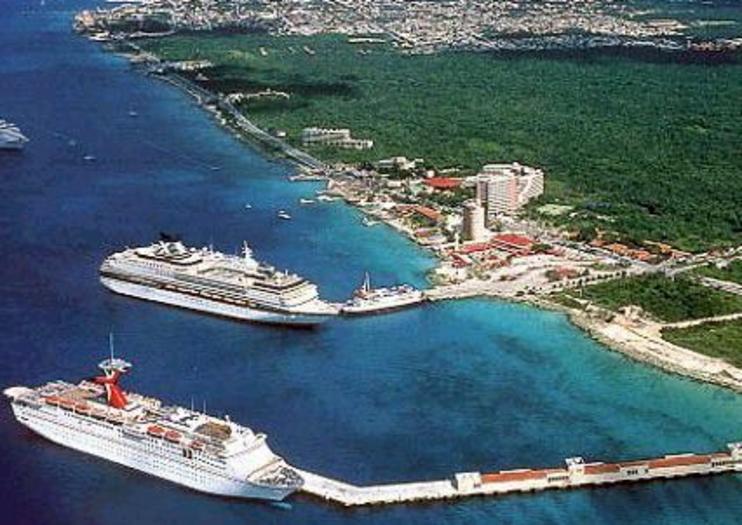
<box><xmin>94</xmin><ymin>334</ymin><xmax>132</xmax><ymax>409</ymax></box>
<box><xmin>242</xmin><ymin>241</ymin><xmax>253</xmax><ymax>262</ymax></box>
<box><xmin>354</xmin><ymin>272</ymin><xmax>372</xmax><ymax>298</ymax></box>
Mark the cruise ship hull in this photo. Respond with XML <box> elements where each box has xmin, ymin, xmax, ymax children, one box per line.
<box><xmin>0</xmin><ymin>141</ymin><xmax>26</xmax><ymax>151</ymax></box>
<box><xmin>10</xmin><ymin>403</ymin><xmax>295</xmax><ymax>501</ymax></box>
<box><xmin>101</xmin><ymin>277</ymin><xmax>334</xmax><ymax>327</ymax></box>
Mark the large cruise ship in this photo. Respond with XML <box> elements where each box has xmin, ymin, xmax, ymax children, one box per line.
<box><xmin>4</xmin><ymin>356</ymin><xmax>303</xmax><ymax>501</ymax></box>
<box><xmin>100</xmin><ymin>238</ymin><xmax>338</xmax><ymax>326</ymax></box>
<box><xmin>0</xmin><ymin>119</ymin><xmax>29</xmax><ymax>150</ymax></box>
<box><xmin>341</xmin><ymin>273</ymin><xmax>425</xmax><ymax>315</ymax></box>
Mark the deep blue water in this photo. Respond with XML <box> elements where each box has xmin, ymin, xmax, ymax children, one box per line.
<box><xmin>1</xmin><ymin>1</ymin><xmax>740</xmax><ymax>523</ymax></box>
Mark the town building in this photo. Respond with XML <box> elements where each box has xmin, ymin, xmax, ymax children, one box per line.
<box><xmin>475</xmin><ymin>162</ymin><xmax>544</xmax><ymax>220</ymax></box>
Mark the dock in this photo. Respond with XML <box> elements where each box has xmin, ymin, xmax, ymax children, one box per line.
<box><xmin>295</xmin><ymin>442</ymin><xmax>741</xmax><ymax>507</ymax></box>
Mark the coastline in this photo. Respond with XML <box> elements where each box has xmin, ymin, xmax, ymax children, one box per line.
<box><xmin>531</xmin><ymin>297</ymin><xmax>742</xmax><ymax>394</ymax></box>
<box><xmin>106</xmin><ymin>38</ymin><xmax>742</xmax><ymax>395</ymax></box>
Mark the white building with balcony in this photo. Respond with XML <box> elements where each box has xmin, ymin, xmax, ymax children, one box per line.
<box><xmin>475</xmin><ymin>162</ymin><xmax>544</xmax><ymax>221</ymax></box>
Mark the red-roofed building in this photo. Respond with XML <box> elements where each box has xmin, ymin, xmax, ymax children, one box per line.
<box><xmin>412</xmin><ymin>205</ymin><xmax>443</xmax><ymax>223</ymax></box>
<box><xmin>458</xmin><ymin>242</ymin><xmax>491</xmax><ymax>255</ymax></box>
<box><xmin>482</xmin><ymin>469</ymin><xmax>547</xmax><ymax>484</ymax></box>
<box><xmin>423</xmin><ymin>177</ymin><xmax>462</xmax><ymax>190</ymax></box>
<box><xmin>491</xmin><ymin>234</ymin><xmax>534</xmax><ymax>255</ymax></box>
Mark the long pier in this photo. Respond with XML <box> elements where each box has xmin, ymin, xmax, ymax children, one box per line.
<box><xmin>295</xmin><ymin>442</ymin><xmax>741</xmax><ymax>507</ymax></box>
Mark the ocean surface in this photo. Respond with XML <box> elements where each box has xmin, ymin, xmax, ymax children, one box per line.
<box><xmin>1</xmin><ymin>1</ymin><xmax>740</xmax><ymax>523</ymax></box>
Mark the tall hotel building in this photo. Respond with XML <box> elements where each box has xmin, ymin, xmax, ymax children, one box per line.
<box><xmin>475</xmin><ymin>163</ymin><xmax>544</xmax><ymax>221</ymax></box>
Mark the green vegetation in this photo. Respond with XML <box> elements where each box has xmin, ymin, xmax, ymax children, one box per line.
<box><xmin>140</xmin><ymin>33</ymin><xmax>742</xmax><ymax>251</ymax></box>
<box><xmin>550</xmin><ymin>293</ymin><xmax>586</xmax><ymax>310</ymax></box>
<box><xmin>695</xmin><ymin>259</ymin><xmax>742</xmax><ymax>284</ymax></box>
<box><xmin>426</xmin><ymin>187</ymin><xmax>475</xmax><ymax>209</ymax></box>
<box><xmin>663</xmin><ymin>319</ymin><xmax>742</xmax><ymax>368</ymax></box>
<box><xmin>576</xmin><ymin>274</ymin><xmax>742</xmax><ymax>322</ymax></box>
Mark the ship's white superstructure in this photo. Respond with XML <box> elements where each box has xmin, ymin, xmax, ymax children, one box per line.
<box><xmin>4</xmin><ymin>357</ymin><xmax>302</xmax><ymax>501</ymax></box>
<box><xmin>100</xmin><ymin>239</ymin><xmax>338</xmax><ymax>326</ymax></box>
<box><xmin>0</xmin><ymin>119</ymin><xmax>29</xmax><ymax>150</ymax></box>
<box><xmin>341</xmin><ymin>273</ymin><xmax>425</xmax><ymax>315</ymax></box>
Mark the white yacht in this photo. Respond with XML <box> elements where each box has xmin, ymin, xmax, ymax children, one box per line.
<box><xmin>341</xmin><ymin>273</ymin><xmax>425</xmax><ymax>315</ymax></box>
<box><xmin>0</xmin><ymin>119</ymin><xmax>29</xmax><ymax>150</ymax></box>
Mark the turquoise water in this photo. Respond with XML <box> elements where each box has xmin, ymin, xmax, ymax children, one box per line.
<box><xmin>0</xmin><ymin>1</ymin><xmax>740</xmax><ymax>524</ymax></box>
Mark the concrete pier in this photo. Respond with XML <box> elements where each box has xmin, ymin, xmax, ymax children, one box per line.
<box><xmin>295</xmin><ymin>442</ymin><xmax>742</xmax><ymax>507</ymax></box>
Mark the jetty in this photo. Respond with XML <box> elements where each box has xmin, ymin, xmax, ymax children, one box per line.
<box><xmin>295</xmin><ymin>442</ymin><xmax>741</xmax><ymax>507</ymax></box>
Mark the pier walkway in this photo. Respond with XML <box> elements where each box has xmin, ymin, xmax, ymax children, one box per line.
<box><xmin>295</xmin><ymin>442</ymin><xmax>741</xmax><ymax>507</ymax></box>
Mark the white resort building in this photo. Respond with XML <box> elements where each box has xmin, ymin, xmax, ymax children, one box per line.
<box><xmin>301</xmin><ymin>127</ymin><xmax>373</xmax><ymax>150</ymax></box>
<box><xmin>475</xmin><ymin>162</ymin><xmax>544</xmax><ymax>221</ymax></box>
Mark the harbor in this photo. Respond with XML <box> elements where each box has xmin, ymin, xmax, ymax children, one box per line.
<box><xmin>295</xmin><ymin>443</ymin><xmax>742</xmax><ymax>507</ymax></box>
<box><xmin>2</xmin><ymin>2</ymin><xmax>742</xmax><ymax>524</ymax></box>
<box><xmin>7</xmin><ymin>356</ymin><xmax>741</xmax><ymax>510</ymax></box>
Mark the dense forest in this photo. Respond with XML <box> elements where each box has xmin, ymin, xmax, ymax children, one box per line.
<box><xmin>141</xmin><ymin>32</ymin><xmax>742</xmax><ymax>251</ymax></box>
<box><xmin>576</xmin><ymin>274</ymin><xmax>742</xmax><ymax>322</ymax></box>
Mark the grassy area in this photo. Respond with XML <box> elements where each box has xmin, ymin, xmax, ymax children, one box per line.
<box><xmin>549</xmin><ymin>292</ymin><xmax>587</xmax><ymax>310</ymax></box>
<box><xmin>577</xmin><ymin>274</ymin><xmax>742</xmax><ymax>323</ymax></box>
<box><xmin>139</xmin><ymin>33</ymin><xmax>742</xmax><ymax>251</ymax></box>
<box><xmin>663</xmin><ymin>319</ymin><xmax>742</xmax><ymax>368</ymax></box>
<box><xmin>695</xmin><ymin>259</ymin><xmax>742</xmax><ymax>284</ymax></box>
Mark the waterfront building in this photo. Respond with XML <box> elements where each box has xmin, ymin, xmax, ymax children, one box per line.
<box><xmin>461</xmin><ymin>199</ymin><xmax>487</xmax><ymax>242</ymax></box>
<box><xmin>475</xmin><ymin>162</ymin><xmax>544</xmax><ymax>221</ymax></box>
<box><xmin>411</xmin><ymin>205</ymin><xmax>442</xmax><ymax>226</ymax></box>
<box><xmin>301</xmin><ymin>127</ymin><xmax>373</xmax><ymax>150</ymax></box>
<box><xmin>376</xmin><ymin>156</ymin><xmax>421</xmax><ymax>172</ymax></box>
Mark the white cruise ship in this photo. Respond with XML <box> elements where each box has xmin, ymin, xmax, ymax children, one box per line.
<box><xmin>100</xmin><ymin>238</ymin><xmax>338</xmax><ymax>326</ymax></box>
<box><xmin>4</xmin><ymin>357</ymin><xmax>303</xmax><ymax>501</ymax></box>
<box><xmin>0</xmin><ymin>119</ymin><xmax>29</xmax><ymax>150</ymax></box>
<box><xmin>341</xmin><ymin>273</ymin><xmax>425</xmax><ymax>315</ymax></box>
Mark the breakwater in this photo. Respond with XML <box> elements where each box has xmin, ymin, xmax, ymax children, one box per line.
<box><xmin>296</xmin><ymin>442</ymin><xmax>742</xmax><ymax>507</ymax></box>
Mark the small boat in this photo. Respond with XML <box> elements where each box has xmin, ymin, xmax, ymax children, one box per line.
<box><xmin>316</xmin><ymin>194</ymin><xmax>338</xmax><ymax>203</ymax></box>
<box><xmin>362</xmin><ymin>217</ymin><xmax>379</xmax><ymax>227</ymax></box>
<box><xmin>244</xmin><ymin>203</ymin><xmax>253</xmax><ymax>209</ymax></box>
<box><xmin>341</xmin><ymin>272</ymin><xmax>425</xmax><ymax>315</ymax></box>
<box><xmin>83</xmin><ymin>154</ymin><xmax>96</xmax><ymax>162</ymax></box>
<box><xmin>128</xmin><ymin>110</ymin><xmax>138</xmax><ymax>118</ymax></box>
<box><xmin>299</xmin><ymin>198</ymin><xmax>315</xmax><ymax>205</ymax></box>
<box><xmin>277</xmin><ymin>210</ymin><xmax>291</xmax><ymax>220</ymax></box>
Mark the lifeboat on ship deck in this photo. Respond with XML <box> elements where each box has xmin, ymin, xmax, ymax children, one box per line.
<box><xmin>74</xmin><ymin>402</ymin><xmax>91</xmax><ymax>416</ymax></box>
<box><xmin>106</xmin><ymin>414</ymin><xmax>124</xmax><ymax>425</ymax></box>
<box><xmin>44</xmin><ymin>396</ymin><xmax>61</xmax><ymax>406</ymax></box>
<box><xmin>147</xmin><ymin>425</ymin><xmax>166</xmax><ymax>438</ymax></box>
<box><xmin>164</xmin><ymin>430</ymin><xmax>182</xmax><ymax>444</ymax></box>
<box><xmin>58</xmin><ymin>398</ymin><xmax>75</xmax><ymax>410</ymax></box>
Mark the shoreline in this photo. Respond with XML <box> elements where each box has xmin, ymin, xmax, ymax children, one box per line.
<box><xmin>106</xmin><ymin>38</ymin><xmax>742</xmax><ymax>395</ymax></box>
<box><xmin>530</xmin><ymin>297</ymin><xmax>742</xmax><ymax>393</ymax></box>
